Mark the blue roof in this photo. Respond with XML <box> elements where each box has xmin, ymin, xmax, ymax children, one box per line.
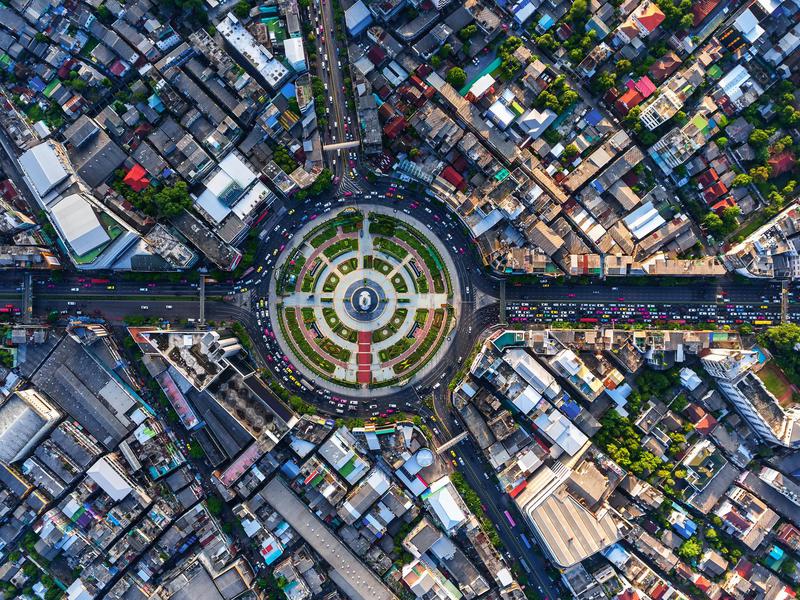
<box><xmin>538</xmin><ymin>14</ymin><xmax>555</xmax><ymax>30</ymax></box>
<box><xmin>562</xmin><ymin>399</ymin><xmax>581</xmax><ymax>419</ymax></box>
<box><xmin>280</xmin><ymin>82</ymin><xmax>296</xmax><ymax>99</ymax></box>
<box><xmin>281</xmin><ymin>460</ymin><xmax>300</xmax><ymax>478</ymax></box>
<box><xmin>585</xmin><ymin>109</ymin><xmax>603</xmax><ymax>126</ymax></box>
<box><xmin>29</xmin><ymin>76</ymin><xmax>46</xmax><ymax>93</ymax></box>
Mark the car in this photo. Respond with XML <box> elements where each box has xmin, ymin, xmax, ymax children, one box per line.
<box><xmin>141</xmin><ymin>305</ymin><xmax>149</xmax><ymax>310</ymax></box>
<box><xmin>288</xmin><ymin>208</ymin><xmax>295</xmax><ymax>215</ymax></box>
<box><xmin>107</xmin><ymin>285</ymin><xmax>115</xmax><ymax>290</ymax></box>
<box><xmin>67</xmin><ymin>301</ymin><xmax>76</xmax><ymax>306</ymax></box>
<box><xmin>166</xmin><ymin>305</ymin><xmax>173</xmax><ymax>309</ymax></box>
<box><xmin>71</xmin><ymin>287</ymin><xmax>80</xmax><ymax>292</ymax></box>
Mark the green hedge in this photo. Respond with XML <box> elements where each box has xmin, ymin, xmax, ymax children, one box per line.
<box><xmin>282</xmin><ymin>308</ymin><xmax>335</xmax><ymax>373</ymax></box>
<box><xmin>323</xmin><ymin>238</ymin><xmax>358</xmax><ymax>260</ymax></box>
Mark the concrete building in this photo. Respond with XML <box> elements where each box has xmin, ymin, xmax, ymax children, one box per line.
<box><xmin>17</xmin><ymin>142</ymin><xmax>71</xmax><ymax>199</ymax></box>
<box><xmin>264</xmin><ymin>477</ymin><xmax>397</xmax><ymax>600</ymax></box>
<box><xmin>703</xmin><ymin>352</ymin><xmax>800</xmax><ymax>447</ymax></box>
<box><xmin>345</xmin><ymin>0</ymin><xmax>373</xmax><ymax>36</ymax></box>
<box><xmin>0</xmin><ymin>389</ymin><xmax>60</xmax><ymax>464</ymax></box>
<box><xmin>218</xmin><ymin>14</ymin><xmax>290</xmax><ymax>91</ymax></box>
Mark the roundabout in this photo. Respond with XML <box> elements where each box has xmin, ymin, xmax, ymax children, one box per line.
<box><xmin>269</xmin><ymin>205</ymin><xmax>459</xmax><ymax>394</ymax></box>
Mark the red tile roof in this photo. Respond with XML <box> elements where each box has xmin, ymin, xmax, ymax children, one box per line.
<box><xmin>703</xmin><ymin>181</ymin><xmax>729</xmax><ymax>203</ymax></box>
<box><xmin>615</xmin><ymin>88</ymin><xmax>644</xmax><ymax>114</ymax></box>
<box><xmin>440</xmin><ymin>165</ymin><xmax>466</xmax><ymax>191</ymax></box>
<box><xmin>636</xmin><ymin>4</ymin><xmax>666</xmax><ymax>32</ymax></box>
<box><xmin>693</xmin><ymin>0</ymin><xmax>721</xmax><ymax>26</ymax></box>
<box><xmin>634</xmin><ymin>76</ymin><xmax>657</xmax><ymax>98</ymax></box>
<box><xmin>695</xmin><ymin>414</ymin><xmax>718</xmax><ymax>435</ymax></box>
<box><xmin>383</xmin><ymin>116</ymin><xmax>406</xmax><ymax>139</ymax></box>
<box><xmin>697</xmin><ymin>168</ymin><xmax>719</xmax><ymax>188</ymax></box>
<box><xmin>367</xmin><ymin>45</ymin><xmax>387</xmax><ymax>65</ymax></box>
<box><xmin>124</xmin><ymin>164</ymin><xmax>150</xmax><ymax>192</ymax></box>
<box><xmin>768</xmin><ymin>151</ymin><xmax>796</xmax><ymax>178</ymax></box>
<box><xmin>648</xmin><ymin>51</ymin><xmax>682</xmax><ymax>82</ymax></box>
<box><xmin>710</xmin><ymin>196</ymin><xmax>736</xmax><ymax>214</ymax></box>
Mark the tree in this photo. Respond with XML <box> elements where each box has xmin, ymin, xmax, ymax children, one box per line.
<box><xmin>703</xmin><ymin>212</ymin><xmax>725</xmax><ymax>236</ymax></box>
<box><xmin>563</xmin><ymin>143</ymin><xmax>579</xmax><ymax>158</ymax></box>
<box><xmin>535</xmin><ymin>33</ymin><xmax>557</xmax><ymax>51</ymax></box>
<box><xmin>616</xmin><ymin>59</ymin><xmax>632</xmax><ymax>75</ymax></box>
<box><xmin>677</xmin><ymin>536</ymin><xmax>703</xmax><ymax>561</ymax></box>
<box><xmin>188</xmin><ymin>444</ymin><xmax>205</xmax><ymax>459</ymax></box>
<box><xmin>749</xmin><ymin>128</ymin><xmax>771</xmax><ymax>147</ymax></box>
<box><xmin>430</xmin><ymin>55</ymin><xmax>442</xmax><ymax>68</ymax></box>
<box><xmin>716</xmin><ymin>136</ymin><xmax>728</xmax><ymax>148</ymax></box>
<box><xmin>458</xmin><ymin>24</ymin><xmax>477</xmax><ymax>41</ymax></box>
<box><xmin>446</xmin><ymin>67</ymin><xmax>467</xmax><ymax>89</ymax></box>
<box><xmin>720</xmin><ymin>206</ymin><xmax>740</xmax><ymax>232</ymax></box>
<box><xmin>233</xmin><ymin>0</ymin><xmax>250</xmax><ymax>18</ymax></box>
<box><xmin>731</xmin><ymin>173</ymin><xmax>752</xmax><ymax>187</ymax></box>
<box><xmin>592</xmin><ymin>70</ymin><xmax>617</xmax><ymax>93</ymax></box>
<box><xmin>758</xmin><ymin>324</ymin><xmax>800</xmax><ymax>384</ymax></box>
<box><xmin>206</xmin><ymin>494</ymin><xmax>224</xmax><ymax>515</ymax></box>
<box><xmin>749</xmin><ymin>164</ymin><xmax>772</xmax><ymax>182</ymax></box>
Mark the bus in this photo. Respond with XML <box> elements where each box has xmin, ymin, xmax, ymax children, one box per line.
<box><xmin>90</xmin><ymin>278</ymin><xmax>110</xmax><ymax>284</ymax></box>
<box><xmin>504</xmin><ymin>510</ymin><xmax>516</xmax><ymax>527</ymax></box>
<box><xmin>520</xmin><ymin>533</ymin><xmax>531</xmax><ymax>549</ymax></box>
<box><xmin>579</xmin><ymin>317</ymin><xmax>598</xmax><ymax>323</ymax></box>
<box><xmin>754</xmin><ymin>320</ymin><xmax>773</xmax><ymax>325</ymax></box>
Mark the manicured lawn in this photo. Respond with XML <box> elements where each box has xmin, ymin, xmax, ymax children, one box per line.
<box><xmin>374</xmin><ymin>237</ymin><xmax>408</xmax><ymax>261</ymax></box>
<box><xmin>338</xmin><ymin>257</ymin><xmax>358</xmax><ymax>274</ymax></box>
<box><xmin>310</xmin><ymin>226</ymin><xmax>337</xmax><ymax>248</ymax></box>
<box><xmin>282</xmin><ymin>308</ymin><xmax>334</xmax><ymax>373</ymax></box>
<box><xmin>322</xmin><ymin>273</ymin><xmax>339</xmax><ymax>293</ymax></box>
<box><xmin>391</xmin><ymin>273</ymin><xmax>407</xmax><ymax>293</ymax></box>
<box><xmin>758</xmin><ymin>363</ymin><xmax>793</xmax><ymax>403</ymax></box>
<box><xmin>323</xmin><ymin>238</ymin><xmax>358</xmax><ymax>260</ymax></box>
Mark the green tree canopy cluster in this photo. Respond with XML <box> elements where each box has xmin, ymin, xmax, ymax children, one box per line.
<box><xmin>446</xmin><ymin>67</ymin><xmax>467</xmax><ymax>88</ymax></box>
<box><xmin>535</xmin><ymin>74</ymin><xmax>579</xmax><ymax>115</ymax></box>
<box><xmin>758</xmin><ymin>324</ymin><xmax>800</xmax><ymax>384</ymax></box>
<box><xmin>703</xmin><ymin>206</ymin><xmax>740</xmax><ymax>238</ymax></box>
<box><xmin>594</xmin><ymin>410</ymin><xmax>661</xmax><ymax>476</ymax></box>
<box><xmin>114</xmin><ymin>178</ymin><xmax>193</xmax><ymax>219</ymax></box>
<box><xmin>295</xmin><ymin>168</ymin><xmax>333</xmax><ymax>201</ymax></box>
<box><xmin>496</xmin><ymin>36</ymin><xmax>523</xmax><ymax>79</ymax></box>
<box><xmin>655</xmin><ymin>0</ymin><xmax>694</xmax><ymax>30</ymax></box>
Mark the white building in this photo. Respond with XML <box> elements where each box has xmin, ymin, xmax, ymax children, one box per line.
<box><xmin>503</xmin><ymin>348</ymin><xmax>561</xmax><ymax>400</ymax></box>
<box><xmin>700</xmin><ymin>349</ymin><xmax>758</xmax><ymax>380</ymax></box>
<box><xmin>194</xmin><ymin>152</ymin><xmax>275</xmax><ymax>226</ymax></box>
<box><xmin>283</xmin><ymin>37</ymin><xmax>307</xmax><ymax>72</ymax></box>
<box><xmin>623</xmin><ymin>201</ymin><xmax>666</xmax><ymax>240</ymax></box>
<box><xmin>17</xmin><ymin>142</ymin><xmax>71</xmax><ymax>198</ymax></box>
<box><xmin>87</xmin><ymin>456</ymin><xmax>135</xmax><ymax>501</ymax></box>
<box><xmin>218</xmin><ymin>14</ymin><xmax>290</xmax><ymax>91</ymax></box>
<box><xmin>50</xmin><ymin>193</ymin><xmax>110</xmax><ymax>256</ymax></box>
<box><xmin>425</xmin><ymin>477</ymin><xmax>466</xmax><ymax>533</ymax></box>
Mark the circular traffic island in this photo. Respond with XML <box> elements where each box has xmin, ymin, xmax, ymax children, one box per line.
<box><xmin>271</xmin><ymin>207</ymin><xmax>458</xmax><ymax>393</ymax></box>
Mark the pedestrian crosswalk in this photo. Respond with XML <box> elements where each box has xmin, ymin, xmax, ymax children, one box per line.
<box><xmin>337</xmin><ymin>175</ymin><xmax>362</xmax><ymax>197</ymax></box>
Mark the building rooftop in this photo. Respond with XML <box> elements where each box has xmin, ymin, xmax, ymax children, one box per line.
<box><xmin>264</xmin><ymin>477</ymin><xmax>397</xmax><ymax>600</ymax></box>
